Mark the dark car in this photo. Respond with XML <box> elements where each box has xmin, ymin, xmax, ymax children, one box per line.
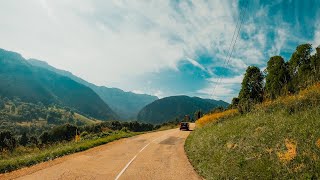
<box><xmin>180</xmin><ymin>122</ymin><xmax>190</xmax><ymax>131</ymax></box>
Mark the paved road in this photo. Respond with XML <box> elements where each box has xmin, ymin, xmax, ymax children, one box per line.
<box><xmin>2</xmin><ymin>124</ymin><xmax>200</xmax><ymax>180</ymax></box>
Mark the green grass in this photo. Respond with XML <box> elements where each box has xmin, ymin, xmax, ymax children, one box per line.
<box><xmin>74</xmin><ymin>113</ymin><xmax>101</xmax><ymax>124</ymax></box>
<box><xmin>0</xmin><ymin>131</ymin><xmax>140</xmax><ymax>173</ymax></box>
<box><xmin>185</xmin><ymin>106</ymin><xmax>320</xmax><ymax>179</ymax></box>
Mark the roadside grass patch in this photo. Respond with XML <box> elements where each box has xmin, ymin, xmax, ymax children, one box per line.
<box><xmin>185</xmin><ymin>107</ymin><xmax>320</xmax><ymax>179</ymax></box>
<box><xmin>196</xmin><ymin>109</ymin><xmax>239</xmax><ymax>128</ymax></box>
<box><xmin>0</xmin><ymin>131</ymin><xmax>139</xmax><ymax>173</ymax></box>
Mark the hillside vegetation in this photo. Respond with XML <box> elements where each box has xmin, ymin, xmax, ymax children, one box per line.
<box><xmin>185</xmin><ymin>44</ymin><xmax>320</xmax><ymax>179</ymax></box>
<box><xmin>0</xmin><ymin>113</ymin><xmax>164</xmax><ymax>173</ymax></box>
<box><xmin>137</xmin><ymin>95</ymin><xmax>228</xmax><ymax>124</ymax></box>
<box><xmin>29</xmin><ymin>59</ymin><xmax>158</xmax><ymax>120</ymax></box>
<box><xmin>0</xmin><ymin>49</ymin><xmax>117</xmax><ymax>120</ymax></box>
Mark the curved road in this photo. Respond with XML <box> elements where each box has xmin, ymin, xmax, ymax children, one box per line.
<box><xmin>1</xmin><ymin>124</ymin><xmax>200</xmax><ymax>180</ymax></box>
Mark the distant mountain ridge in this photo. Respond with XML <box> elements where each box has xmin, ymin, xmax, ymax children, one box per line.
<box><xmin>137</xmin><ymin>95</ymin><xmax>229</xmax><ymax>124</ymax></box>
<box><xmin>28</xmin><ymin>59</ymin><xmax>158</xmax><ymax>120</ymax></box>
<box><xmin>0</xmin><ymin>48</ymin><xmax>117</xmax><ymax>120</ymax></box>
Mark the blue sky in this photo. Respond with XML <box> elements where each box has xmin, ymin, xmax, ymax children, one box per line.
<box><xmin>0</xmin><ymin>0</ymin><xmax>319</xmax><ymax>102</ymax></box>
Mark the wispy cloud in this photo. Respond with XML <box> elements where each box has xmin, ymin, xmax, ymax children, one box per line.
<box><xmin>185</xmin><ymin>57</ymin><xmax>207</xmax><ymax>72</ymax></box>
<box><xmin>197</xmin><ymin>75</ymin><xmax>243</xmax><ymax>103</ymax></box>
<box><xmin>0</xmin><ymin>0</ymin><xmax>319</xmax><ymax>101</ymax></box>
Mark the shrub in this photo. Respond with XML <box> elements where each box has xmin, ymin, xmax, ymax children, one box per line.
<box><xmin>80</xmin><ymin>131</ymin><xmax>89</xmax><ymax>138</ymax></box>
<box><xmin>0</xmin><ymin>131</ymin><xmax>17</xmax><ymax>152</ymax></box>
<box><xmin>48</xmin><ymin>124</ymin><xmax>78</xmax><ymax>143</ymax></box>
<box><xmin>39</xmin><ymin>131</ymin><xmax>50</xmax><ymax>145</ymax></box>
<box><xmin>121</xmin><ymin>127</ymin><xmax>129</xmax><ymax>132</ymax></box>
<box><xmin>196</xmin><ymin>109</ymin><xmax>239</xmax><ymax>128</ymax></box>
<box><xmin>256</xmin><ymin>83</ymin><xmax>320</xmax><ymax>114</ymax></box>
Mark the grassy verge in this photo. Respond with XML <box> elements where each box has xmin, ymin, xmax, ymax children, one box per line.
<box><xmin>0</xmin><ymin>131</ymin><xmax>140</xmax><ymax>173</ymax></box>
<box><xmin>185</xmin><ymin>107</ymin><xmax>320</xmax><ymax>179</ymax></box>
<box><xmin>156</xmin><ymin>124</ymin><xmax>178</xmax><ymax>131</ymax></box>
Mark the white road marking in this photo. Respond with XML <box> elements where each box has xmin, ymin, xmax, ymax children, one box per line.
<box><xmin>114</xmin><ymin>131</ymin><xmax>176</xmax><ymax>180</ymax></box>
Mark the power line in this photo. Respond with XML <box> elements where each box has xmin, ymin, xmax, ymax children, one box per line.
<box><xmin>211</xmin><ymin>0</ymin><xmax>249</xmax><ymax>99</ymax></box>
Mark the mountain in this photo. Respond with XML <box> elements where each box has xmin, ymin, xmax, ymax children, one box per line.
<box><xmin>137</xmin><ymin>95</ymin><xmax>229</xmax><ymax>124</ymax></box>
<box><xmin>0</xmin><ymin>48</ymin><xmax>117</xmax><ymax>120</ymax></box>
<box><xmin>28</xmin><ymin>59</ymin><xmax>158</xmax><ymax>120</ymax></box>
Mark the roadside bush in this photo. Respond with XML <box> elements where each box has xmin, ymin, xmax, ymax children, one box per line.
<box><xmin>29</xmin><ymin>136</ymin><xmax>39</xmax><ymax>146</ymax></box>
<box><xmin>80</xmin><ymin>131</ymin><xmax>89</xmax><ymax>138</ymax></box>
<box><xmin>39</xmin><ymin>131</ymin><xmax>49</xmax><ymax>144</ymax></box>
<box><xmin>48</xmin><ymin>124</ymin><xmax>78</xmax><ymax>143</ymax></box>
<box><xmin>121</xmin><ymin>127</ymin><xmax>129</xmax><ymax>132</ymax></box>
<box><xmin>19</xmin><ymin>132</ymin><xmax>29</xmax><ymax>146</ymax></box>
<box><xmin>0</xmin><ymin>131</ymin><xmax>17</xmax><ymax>152</ymax></box>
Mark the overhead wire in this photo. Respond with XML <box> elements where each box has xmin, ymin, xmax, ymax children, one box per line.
<box><xmin>211</xmin><ymin>0</ymin><xmax>249</xmax><ymax>98</ymax></box>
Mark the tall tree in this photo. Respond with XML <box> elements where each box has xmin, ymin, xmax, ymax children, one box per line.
<box><xmin>19</xmin><ymin>132</ymin><xmax>29</xmax><ymax>146</ymax></box>
<box><xmin>265</xmin><ymin>56</ymin><xmax>290</xmax><ymax>99</ymax></box>
<box><xmin>288</xmin><ymin>44</ymin><xmax>313</xmax><ymax>91</ymax></box>
<box><xmin>238</xmin><ymin>66</ymin><xmax>264</xmax><ymax>112</ymax></box>
<box><xmin>311</xmin><ymin>45</ymin><xmax>320</xmax><ymax>82</ymax></box>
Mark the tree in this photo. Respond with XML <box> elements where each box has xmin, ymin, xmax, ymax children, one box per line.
<box><xmin>0</xmin><ymin>99</ymin><xmax>4</xmax><ymax>110</ymax></box>
<box><xmin>238</xmin><ymin>66</ymin><xmax>264</xmax><ymax>113</ymax></box>
<box><xmin>11</xmin><ymin>105</ymin><xmax>16</xmax><ymax>113</ymax></box>
<box><xmin>39</xmin><ymin>131</ymin><xmax>50</xmax><ymax>144</ymax></box>
<box><xmin>50</xmin><ymin>124</ymin><xmax>78</xmax><ymax>142</ymax></box>
<box><xmin>29</xmin><ymin>136</ymin><xmax>39</xmax><ymax>146</ymax></box>
<box><xmin>210</xmin><ymin>107</ymin><xmax>224</xmax><ymax>113</ymax></box>
<box><xmin>311</xmin><ymin>46</ymin><xmax>320</xmax><ymax>82</ymax></box>
<box><xmin>194</xmin><ymin>110</ymin><xmax>203</xmax><ymax>121</ymax></box>
<box><xmin>288</xmin><ymin>44</ymin><xmax>313</xmax><ymax>91</ymax></box>
<box><xmin>0</xmin><ymin>131</ymin><xmax>17</xmax><ymax>152</ymax></box>
<box><xmin>265</xmin><ymin>56</ymin><xmax>290</xmax><ymax>99</ymax></box>
<box><xmin>229</xmin><ymin>97</ymin><xmax>240</xmax><ymax>109</ymax></box>
<box><xmin>19</xmin><ymin>132</ymin><xmax>29</xmax><ymax>146</ymax></box>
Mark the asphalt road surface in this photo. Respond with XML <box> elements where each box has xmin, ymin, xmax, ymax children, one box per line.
<box><xmin>1</xmin><ymin>123</ymin><xmax>201</xmax><ymax>180</ymax></box>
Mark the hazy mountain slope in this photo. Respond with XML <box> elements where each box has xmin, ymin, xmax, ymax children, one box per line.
<box><xmin>0</xmin><ymin>49</ymin><xmax>117</xmax><ymax>120</ymax></box>
<box><xmin>92</xmin><ymin>87</ymin><xmax>158</xmax><ymax>119</ymax></box>
<box><xmin>137</xmin><ymin>95</ymin><xmax>229</xmax><ymax>124</ymax></box>
<box><xmin>29</xmin><ymin>59</ymin><xmax>158</xmax><ymax>120</ymax></box>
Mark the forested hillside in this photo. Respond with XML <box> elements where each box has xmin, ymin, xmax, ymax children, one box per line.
<box><xmin>0</xmin><ymin>49</ymin><xmax>117</xmax><ymax>120</ymax></box>
<box><xmin>29</xmin><ymin>59</ymin><xmax>158</xmax><ymax>120</ymax></box>
<box><xmin>137</xmin><ymin>95</ymin><xmax>228</xmax><ymax>124</ymax></box>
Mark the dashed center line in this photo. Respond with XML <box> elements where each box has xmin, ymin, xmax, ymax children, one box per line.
<box><xmin>114</xmin><ymin>131</ymin><xmax>176</xmax><ymax>180</ymax></box>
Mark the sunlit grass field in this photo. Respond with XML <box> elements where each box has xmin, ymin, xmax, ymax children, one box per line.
<box><xmin>185</xmin><ymin>84</ymin><xmax>320</xmax><ymax>179</ymax></box>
